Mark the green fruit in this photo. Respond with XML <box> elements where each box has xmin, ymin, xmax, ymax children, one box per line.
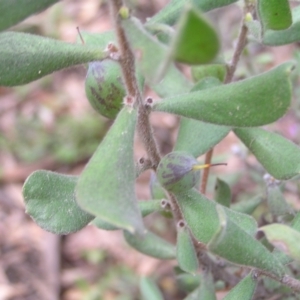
<box><xmin>85</xmin><ymin>59</ymin><xmax>125</xmax><ymax>119</ymax></box>
<box><xmin>156</xmin><ymin>151</ymin><xmax>200</xmax><ymax>192</ymax></box>
<box><xmin>150</xmin><ymin>172</ymin><xmax>168</xmax><ymax>199</ymax></box>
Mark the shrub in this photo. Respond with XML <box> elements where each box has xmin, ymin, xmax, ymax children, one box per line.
<box><xmin>2</xmin><ymin>0</ymin><xmax>300</xmax><ymax>298</ymax></box>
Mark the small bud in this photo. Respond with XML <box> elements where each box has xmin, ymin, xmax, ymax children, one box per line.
<box><xmin>245</xmin><ymin>12</ymin><xmax>253</xmax><ymax>22</ymax></box>
<box><xmin>119</xmin><ymin>6</ymin><xmax>129</xmax><ymax>19</ymax></box>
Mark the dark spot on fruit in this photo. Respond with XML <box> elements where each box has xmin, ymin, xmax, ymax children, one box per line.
<box><xmin>90</xmin><ymin>86</ymin><xmax>106</xmax><ymax>106</ymax></box>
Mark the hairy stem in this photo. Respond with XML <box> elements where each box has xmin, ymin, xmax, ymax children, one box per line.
<box><xmin>200</xmin><ymin>148</ymin><xmax>214</xmax><ymax>194</ymax></box>
<box><xmin>200</xmin><ymin>7</ymin><xmax>250</xmax><ymax>195</ymax></box>
<box><xmin>109</xmin><ymin>0</ymin><xmax>161</xmax><ymax>169</ymax></box>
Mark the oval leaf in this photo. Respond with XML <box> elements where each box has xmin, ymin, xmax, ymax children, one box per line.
<box><xmin>266</xmin><ymin>183</ymin><xmax>293</xmax><ymax>217</ymax></box>
<box><xmin>155</xmin><ymin>62</ymin><xmax>294</xmax><ymax>127</ymax></box>
<box><xmin>148</xmin><ymin>0</ymin><xmax>239</xmax><ymax>26</ymax></box>
<box><xmin>76</xmin><ymin>107</ymin><xmax>145</xmax><ymax>235</ymax></box>
<box><xmin>140</xmin><ymin>277</ymin><xmax>164</xmax><ymax>300</ymax></box>
<box><xmin>174</xmin><ymin>78</ymin><xmax>231</xmax><ymax>157</ymax></box>
<box><xmin>171</xmin><ymin>5</ymin><xmax>219</xmax><ymax>65</ymax></box>
<box><xmin>175</xmin><ymin>188</ymin><xmax>257</xmax><ymax>243</ymax></box>
<box><xmin>177</xmin><ymin>222</ymin><xmax>199</xmax><ymax>274</ymax></box>
<box><xmin>263</xmin><ymin>6</ymin><xmax>300</xmax><ymax>46</ymax></box>
<box><xmin>177</xmin><ymin>273</ymin><xmax>201</xmax><ymax>293</ymax></box>
<box><xmin>92</xmin><ymin>218</ymin><xmax>119</xmax><ymax>231</ymax></box>
<box><xmin>234</xmin><ymin>127</ymin><xmax>300</xmax><ymax>180</ymax></box>
<box><xmin>124</xmin><ymin>230</ymin><xmax>176</xmax><ymax>260</ymax></box>
<box><xmin>0</xmin><ymin>31</ymin><xmax>107</xmax><ymax>86</ymax></box>
<box><xmin>0</xmin><ymin>0</ymin><xmax>59</xmax><ymax>31</ymax></box>
<box><xmin>23</xmin><ymin>170</ymin><xmax>94</xmax><ymax>235</ymax></box>
<box><xmin>214</xmin><ymin>178</ymin><xmax>231</xmax><ymax>207</ymax></box>
<box><xmin>191</xmin><ymin>64</ymin><xmax>226</xmax><ymax>83</ymax></box>
<box><xmin>92</xmin><ymin>200</ymin><xmax>163</xmax><ymax>231</ymax></box>
<box><xmin>223</xmin><ymin>272</ymin><xmax>257</xmax><ymax>300</ymax></box>
<box><xmin>273</xmin><ymin>212</ymin><xmax>300</xmax><ymax>264</ymax></box>
<box><xmin>258</xmin><ymin>0</ymin><xmax>292</xmax><ymax>31</ymax></box>
<box><xmin>198</xmin><ymin>271</ymin><xmax>216</xmax><ymax>300</ymax></box>
<box><xmin>260</xmin><ymin>224</ymin><xmax>300</xmax><ymax>263</ymax></box>
<box><xmin>208</xmin><ymin>206</ymin><xmax>285</xmax><ymax>278</ymax></box>
<box><xmin>231</xmin><ymin>195</ymin><xmax>263</xmax><ymax>215</ymax></box>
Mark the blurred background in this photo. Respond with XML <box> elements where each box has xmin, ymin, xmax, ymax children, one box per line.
<box><xmin>1</xmin><ymin>0</ymin><xmax>300</xmax><ymax>299</ymax></box>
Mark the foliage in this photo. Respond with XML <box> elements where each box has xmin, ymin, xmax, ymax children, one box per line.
<box><xmin>2</xmin><ymin>0</ymin><xmax>300</xmax><ymax>298</ymax></box>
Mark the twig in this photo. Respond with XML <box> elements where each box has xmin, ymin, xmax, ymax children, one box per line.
<box><xmin>200</xmin><ymin>6</ymin><xmax>250</xmax><ymax>195</ymax></box>
<box><xmin>108</xmin><ymin>0</ymin><xmax>161</xmax><ymax>169</ymax></box>
<box><xmin>200</xmin><ymin>148</ymin><xmax>214</xmax><ymax>194</ymax></box>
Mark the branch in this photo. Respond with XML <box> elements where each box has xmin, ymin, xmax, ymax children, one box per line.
<box><xmin>200</xmin><ymin>6</ymin><xmax>250</xmax><ymax>195</ymax></box>
<box><xmin>108</xmin><ymin>0</ymin><xmax>161</xmax><ymax>169</ymax></box>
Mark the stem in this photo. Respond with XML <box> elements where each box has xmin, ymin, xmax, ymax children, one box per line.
<box><xmin>200</xmin><ymin>7</ymin><xmax>250</xmax><ymax>195</ymax></box>
<box><xmin>109</xmin><ymin>0</ymin><xmax>181</xmax><ymax>218</ymax></box>
<box><xmin>200</xmin><ymin>148</ymin><xmax>214</xmax><ymax>194</ymax></box>
<box><xmin>109</xmin><ymin>0</ymin><xmax>139</xmax><ymax>100</ymax></box>
<box><xmin>109</xmin><ymin>0</ymin><xmax>161</xmax><ymax>169</ymax></box>
<box><xmin>256</xmin><ymin>271</ymin><xmax>300</xmax><ymax>293</ymax></box>
<box><xmin>225</xmin><ymin>22</ymin><xmax>248</xmax><ymax>84</ymax></box>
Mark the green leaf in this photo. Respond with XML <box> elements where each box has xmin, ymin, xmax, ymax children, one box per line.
<box><xmin>260</xmin><ymin>224</ymin><xmax>300</xmax><ymax>263</ymax></box>
<box><xmin>274</xmin><ymin>212</ymin><xmax>300</xmax><ymax>264</ymax></box>
<box><xmin>222</xmin><ymin>272</ymin><xmax>257</xmax><ymax>300</ymax></box>
<box><xmin>76</xmin><ymin>107</ymin><xmax>145</xmax><ymax>235</ymax></box>
<box><xmin>198</xmin><ymin>271</ymin><xmax>217</xmax><ymax>300</ymax></box>
<box><xmin>170</xmin><ymin>5</ymin><xmax>219</xmax><ymax>65</ymax></box>
<box><xmin>140</xmin><ymin>277</ymin><xmax>164</xmax><ymax>300</ymax></box>
<box><xmin>183</xmin><ymin>288</ymin><xmax>200</xmax><ymax>300</ymax></box>
<box><xmin>174</xmin><ymin>78</ymin><xmax>231</xmax><ymax>157</ymax></box>
<box><xmin>191</xmin><ymin>64</ymin><xmax>226</xmax><ymax>83</ymax></box>
<box><xmin>92</xmin><ymin>200</ymin><xmax>163</xmax><ymax>231</ymax></box>
<box><xmin>92</xmin><ymin>218</ymin><xmax>119</xmax><ymax>231</ymax></box>
<box><xmin>176</xmin><ymin>273</ymin><xmax>201</xmax><ymax>293</ymax></box>
<box><xmin>147</xmin><ymin>0</ymin><xmax>239</xmax><ymax>26</ymax></box>
<box><xmin>176</xmin><ymin>222</ymin><xmax>199</xmax><ymax>274</ymax></box>
<box><xmin>150</xmin><ymin>172</ymin><xmax>168</xmax><ymax>199</ymax></box>
<box><xmin>182</xmin><ymin>271</ymin><xmax>216</xmax><ymax>300</ymax></box>
<box><xmin>175</xmin><ymin>189</ymin><xmax>257</xmax><ymax>243</ymax></box>
<box><xmin>124</xmin><ymin>229</ymin><xmax>176</xmax><ymax>259</ymax></box>
<box><xmin>175</xmin><ymin>120</ymin><xmax>230</xmax><ymax>156</ymax></box>
<box><xmin>234</xmin><ymin>127</ymin><xmax>300</xmax><ymax>180</ymax></box>
<box><xmin>245</xmin><ymin>19</ymin><xmax>262</xmax><ymax>41</ymax></box>
<box><xmin>144</xmin><ymin>23</ymin><xmax>175</xmax><ymax>45</ymax></box>
<box><xmin>139</xmin><ymin>199</ymin><xmax>165</xmax><ymax>216</ymax></box>
<box><xmin>0</xmin><ymin>32</ymin><xmax>107</xmax><ymax>86</ymax></box>
<box><xmin>266</xmin><ymin>183</ymin><xmax>293</xmax><ymax>217</ymax></box>
<box><xmin>208</xmin><ymin>206</ymin><xmax>285</xmax><ymax>278</ymax></box>
<box><xmin>0</xmin><ymin>0</ymin><xmax>59</xmax><ymax>31</ymax></box>
<box><xmin>231</xmin><ymin>195</ymin><xmax>263</xmax><ymax>215</ymax></box>
<box><xmin>79</xmin><ymin>30</ymin><xmax>115</xmax><ymax>48</ymax></box>
<box><xmin>155</xmin><ymin>62</ymin><xmax>294</xmax><ymax>127</ymax></box>
<box><xmin>121</xmin><ymin>17</ymin><xmax>192</xmax><ymax>97</ymax></box>
<box><xmin>263</xmin><ymin>6</ymin><xmax>300</xmax><ymax>46</ymax></box>
<box><xmin>258</xmin><ymin>0</ymin><xmax>292</xmax><ymax>31</ymax></box>
<box><xmin>214</xmin><ymin>178</ymin><xmax>231</xmax><ymax>207</ymax></box>
<box><xmin>23</xmin><ymin>170</ymin><xmax>94</xmax><ymax>235</ymax></box>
